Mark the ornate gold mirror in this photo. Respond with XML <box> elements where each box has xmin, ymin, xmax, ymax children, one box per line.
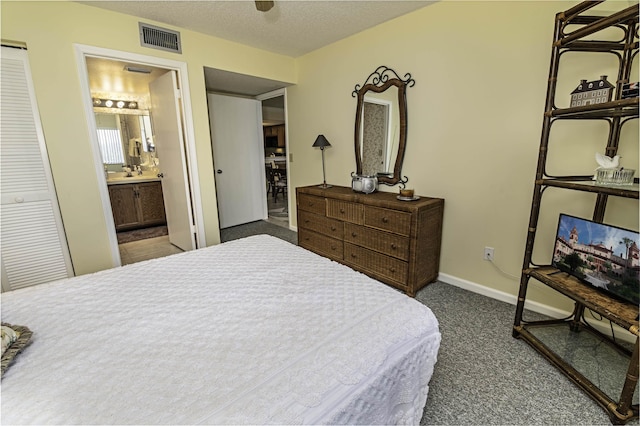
<box><xmin>353</xmin><ymin>66</ymin><xmax>414</xmax><ymax>186</ymax></box>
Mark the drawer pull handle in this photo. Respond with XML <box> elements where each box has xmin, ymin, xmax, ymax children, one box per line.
<box><xmin>391</xmin><ymin>244</ymin><xmax>397</xmax><ymax>250</ymax></box>
<box><xmin>382</xmin><ymin>217</ymin><xmax>389</xmax><ymax>223</ymax></box>
<box><xmin>340</xmin><ymin>208</ymin><xmax>345</xmax><ymax>214</ymax></box>
<box><xmin>331</xmin><ymin>226</ymin><xmax>336</xmax><ymax>231</ymax></box>
<box><xmin>331</xmin><ymin>245</ymin><xmax>336</xmax><ymax>250</ymax></box>
<box><xmin>351</xmin><ymin>253</ymin><xmax>357</xmax><ymax>258</ymax></box>
<box><xmin>304</xmin><ymin>220</ymin><xmax>310</xmax><ymax>224</ymax></box>
<box><xmin>351</xmin><ymin>232</ymin><xmax>357</xmax><ymax>237</ymax></box>
<box><xmin>389</xmin><ymin>267</ymin><xmax>396</xmax><ymax>273</ymax></box>
<box><xmin>304</xmin><ymin>237</ymin><xmax>310</xmax><ymax>241</ymax></box>
<box><xmin>308</xmin><ymin>202</ymin><xmax>314</xmax><ymax>206</ymax></box>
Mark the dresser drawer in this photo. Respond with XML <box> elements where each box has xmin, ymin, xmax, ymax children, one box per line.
<box><xmin>344</xmin><ymin>243</ymin><xmax>408</xmax><ymax>285</ymax></box>
<box><xmin>364</xmin><ymin>206</ymin><xmax>411</xmax><ymax>236</ymax></box>
<box><xmin>297</xmin><ymin>193</ymin><xmax>326</xmax><ymax>215</ymax></box>
<box><xmin>344</xmin><ymin>223</ymin><xmax>409</xmax><ymax>261</ymax></box>
<box><xmin>298</xmin><ymin>210</ymin><xmax>343</xmax><ymax>239</ymax></box>
<box><xmin>298</xmin><ymin>228</ymin><xmax>343</xmax><ymax>261</ymax></box>
<box><xmin>327</xmin><ymin>199</ymin><xmax>363</xmax><ymax>224</ymax></box>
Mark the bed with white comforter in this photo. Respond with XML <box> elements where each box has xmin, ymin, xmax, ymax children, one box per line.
<box><xmin>1</xmin><ymin>235</ymin><xmax>440</xmax><ymax>425</ymax></box>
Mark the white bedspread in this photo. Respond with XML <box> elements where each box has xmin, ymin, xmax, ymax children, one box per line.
<box><xmin>1</xmin><ymin>235</ymin><xmax>440</xmax><ymax>425</ymax></box>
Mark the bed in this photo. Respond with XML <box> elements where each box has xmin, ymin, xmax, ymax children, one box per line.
<box><xmin>1</xmin><ymin>235</ymin><xmax>440</xmax><ymax>425</ymax></box>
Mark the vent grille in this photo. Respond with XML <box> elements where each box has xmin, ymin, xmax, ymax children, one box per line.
<box><xmin>139</xmin><ymin>23</ymin><xmax>182</xmax><ymax>54</ymax></box>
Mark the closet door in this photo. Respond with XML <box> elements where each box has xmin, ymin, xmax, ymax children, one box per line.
<box><xmin>1</xmin><ymin>46</ymin><xmax>74</xmax><ymax>291</ymax></box>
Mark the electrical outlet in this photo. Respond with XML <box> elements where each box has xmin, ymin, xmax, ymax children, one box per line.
<box><xmin>484</xmin><ymin>247</ymin><xmax>494</xmax><ymax>261</ymax></box>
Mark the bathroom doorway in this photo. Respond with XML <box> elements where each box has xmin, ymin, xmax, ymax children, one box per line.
<box><xmin>76</xmin><ymin>45</ymin><xmax>205</xmax><ymax>267</ymax></box>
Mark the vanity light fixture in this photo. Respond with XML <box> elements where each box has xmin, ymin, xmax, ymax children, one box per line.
<box><xmin>92</xmin><ymin>98</ymin><xmax>139</xmax><ymax>110</ymax></box>
<box><xmin>312</xmin><ymin>134</ymin><xmax>332</xmax><ymax>189</ymax></box>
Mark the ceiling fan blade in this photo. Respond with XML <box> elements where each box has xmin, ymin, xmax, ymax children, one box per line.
<box><xmin>255</xmin><ymin>1</ymin><xmax>274</xmax><ymax>12</ymax></box>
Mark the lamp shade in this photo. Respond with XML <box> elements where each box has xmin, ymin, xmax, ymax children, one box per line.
<box><xmin>312</xmin><ymin>134</ymin><xmax>331</xmax><ymax>148</ymax></box>
<box><xmin>255</xmin><ymin>1</ymin><xmax>274</xmax><ymax>12</ymax></box>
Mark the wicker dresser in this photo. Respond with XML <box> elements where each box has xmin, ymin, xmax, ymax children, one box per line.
<box><xmin>296</xmin><ymin>185</ymin><xmax>444</xmax><ymax>296</ymax></box>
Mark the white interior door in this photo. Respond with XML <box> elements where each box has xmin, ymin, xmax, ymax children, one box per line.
<box><xmin>208</xmin><ymin>93</ymin><xmax>266</xmax><ymax>229</ymax></box>
<box><xmin>1</xmin><ymin>46</ymin><xmax>74</xmax><ymax>291</ymax></box>
<box><xmin>149</xmin><ymin>71</ymin><xmax>195</xmax><ymax>251</ymax></box>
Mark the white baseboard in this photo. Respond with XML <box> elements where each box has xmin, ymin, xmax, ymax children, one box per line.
<box><xmin>437</xmin><ymin>272</ymin><xmax>636</xmax><ymax>344</ymax></box>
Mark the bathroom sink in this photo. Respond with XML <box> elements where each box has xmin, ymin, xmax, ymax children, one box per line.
<box><xmin>106</xmin><ymin>172</ymin><xmax>160</xmax><ymax>185</ymax></box>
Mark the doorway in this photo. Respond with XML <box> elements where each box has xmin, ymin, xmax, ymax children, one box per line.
<box><xmin>203</xmin><ymin>67</ymin><xmax>291</xmax><ymax>232</ymax></box>
<box><xmin>76</xmin><ymin>45</ymin><xmax>205</xmax><ymax>267</ymax></box>
<box><xmin>260</xmin><ymin>94</ymin><xmax>288</xmax><ymax>228</ymax></box>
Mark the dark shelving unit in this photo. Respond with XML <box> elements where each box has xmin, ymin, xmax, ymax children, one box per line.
<box><xmin>512</xmin><ymin>1</ymin><xmax>639</xmax><ymax>424</ymax></box>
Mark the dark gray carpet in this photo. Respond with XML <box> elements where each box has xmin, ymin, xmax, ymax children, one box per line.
<box><xmin>220</xmin><ymin>220</ymin><xmax>297</xmax><ymax>245</ymax></box>
<box><xmin>218</xmin><ymin>221</ymin><xmax>637</xmax><ymax>425</ymax></box>
<box><xmin>416</xmin><ymin>282</ymin><xmax>636</xmax><ymax>425</ymax></box>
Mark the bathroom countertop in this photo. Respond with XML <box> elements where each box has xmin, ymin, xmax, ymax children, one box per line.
<box><xmin>106</xmin><ymin>176</ymin><xmax>161</xmax><ymax>185</ymax></box>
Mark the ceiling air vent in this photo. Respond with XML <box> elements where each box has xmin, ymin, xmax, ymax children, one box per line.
<box><xmin>139</xmin><ymin>23</ymin><xmax>182</xmax><ymax>54</ymax></box>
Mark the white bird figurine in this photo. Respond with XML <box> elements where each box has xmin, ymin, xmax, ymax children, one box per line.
<box><xmin>595</xmin><ymin>152</ymin><xmax>621</xmax><ymax>169</ymax></box>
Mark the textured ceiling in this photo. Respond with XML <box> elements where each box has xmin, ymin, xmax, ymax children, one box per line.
<box><xmin>78</xmin><ymin>0</ymin><xmax>434</xmax><ymax>57</ymax></box>
<box><xmin>81</xmin><ymin>1</ymin><xmax>435</xmax><ymax>98</ymax></box>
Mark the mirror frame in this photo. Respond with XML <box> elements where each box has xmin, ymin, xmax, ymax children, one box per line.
<box><xmin>353</xmin><ymin>66</ymin><xmax>415</xmax><ymax>186</ymax></box>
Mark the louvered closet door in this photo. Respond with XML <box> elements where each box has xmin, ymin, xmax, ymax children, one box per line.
<box><xmin>1</xmin><ymin>46</ymin><xmax>73</xmax><ymax>291</ymax></box>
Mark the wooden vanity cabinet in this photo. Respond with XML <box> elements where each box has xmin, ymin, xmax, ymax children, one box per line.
<box><xmin>296</xmin><ymin>185</ymin><xmax>444</xmax><ymax>296</ymax></box>
<box><xmin>108</xmin><ymin>181</ymin><xmax>166</xmax><ymax>231</ymax></box>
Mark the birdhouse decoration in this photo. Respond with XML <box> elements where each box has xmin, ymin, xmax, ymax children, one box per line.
<box><xmin>570</xmin><ymin>76</ymin><xmax>614</xmax><ymax>107</ymax></box>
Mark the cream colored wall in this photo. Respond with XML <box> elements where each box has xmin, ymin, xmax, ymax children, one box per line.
<box><xmin>1</xmin><ymin>1</ymin><xmax>295</xmax><ymax>275</ymax></box>
<box><xmin>3</xmin><ymin>0</ymin><xmax>637</xmax><ymax>313</ymax></box>
<box><xmin>287</xmin><ymin>0</ymin><xmax>639</xmax><ymax>312</ymax></box>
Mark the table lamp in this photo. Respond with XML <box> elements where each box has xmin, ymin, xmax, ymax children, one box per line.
<box><xmin>312</xmin><ymin>135</ymin><xmax>332</xmax><ymax>188</ymax></box>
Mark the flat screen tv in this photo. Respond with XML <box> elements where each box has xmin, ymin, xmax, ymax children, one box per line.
<box><xmin>552</xmin><ymin>214</ymin><xmax>639</xmax><ymax>306</ymax></box>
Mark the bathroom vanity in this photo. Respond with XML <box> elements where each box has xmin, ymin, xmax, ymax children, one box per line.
<box><xmin>107</xmin><ymin>178</ymin><xmax>166</xmax><ymax>231</ymax></box>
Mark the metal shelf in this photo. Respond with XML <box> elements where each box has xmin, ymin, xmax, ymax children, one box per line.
<box><xmin>514</xmin><ymin>1</ymin><xmax>639</xmax><ymax>423</ymax></box>
<box><xmin>537</xmin><ymin>178</ymin><xmax>639</xmax><ymax>199</ymax></box>
<box><xmin>548</xmin><ymin>98</ymin><xmax>639</xmax><ymax>119</ymax></box>
<box><xmin>526</xmin><ymin>266</ymin><xmax>639</xmax><ymax>331</ymax></box>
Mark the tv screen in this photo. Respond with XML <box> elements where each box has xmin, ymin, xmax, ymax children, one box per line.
<box><xmin>552</xmin><ymin>214</ymin><xmax>639</xmax><ymax>305</ymax></box>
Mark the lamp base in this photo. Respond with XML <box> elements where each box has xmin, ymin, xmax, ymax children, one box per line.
<box><xmin>318</xmin><ymin>183</ymin><xmax>333</xmax><ymax>189</ymax></box>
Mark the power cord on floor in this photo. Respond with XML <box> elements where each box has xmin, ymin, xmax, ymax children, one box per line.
<box><xmin>487</xmin><ymin>257</ymin><xmax>520</xmax><ymax>280</ymax></box>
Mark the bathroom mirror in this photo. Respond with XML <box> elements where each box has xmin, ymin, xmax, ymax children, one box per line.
<box><xmin>353</xmin><ymin>66</ymin><xmax>414</xmax><ymax>186</ymax></box>
<box><xmin>94</xmin><ymin>111</ymin><xmax>156</xmax><ymax>172</ymax></box>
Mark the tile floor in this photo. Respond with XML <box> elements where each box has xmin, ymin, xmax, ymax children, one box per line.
<box><xmin>266</xmin><ymin>188</ymin><xmax>289</xmax><ymax>229</ymax></box>
<box><xmin>119</xmin><ymin>235</ymin><xmax>184</xmax><ymax>265</ymax></box>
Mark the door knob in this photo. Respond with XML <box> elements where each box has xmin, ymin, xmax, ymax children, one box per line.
<box><xmin>217</xmin><ymin>169</ymin><xmax>223</xmax><ymax>174</ymax></box>
<box><xmin>157</xmin><ymin>173</ymin><xmax>164</xmax><ymax>178</ymax></box>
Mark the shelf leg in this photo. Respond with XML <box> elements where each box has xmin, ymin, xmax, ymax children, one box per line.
<box><xmin>611</xmin><ymin>337</ymin><xmax>639</xmax><ymax>423</ymax></box>
<box><xmin>513</xmin><ymin>276</ymin><xmax>530</xmax><ymax>337</ymax></box>
<box><xmin>569</xmin><ymin>302</ymin><xmax>585</xmax><ymax>332</ymax></box>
